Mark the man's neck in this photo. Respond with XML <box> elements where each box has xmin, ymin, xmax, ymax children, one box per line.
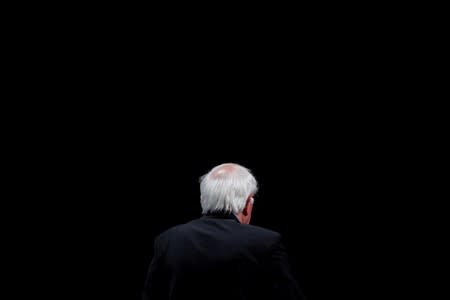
<box><xmin>235</xmin><ymin>213</ymin><xmax>244</xmax><ymax>224</ymax></box>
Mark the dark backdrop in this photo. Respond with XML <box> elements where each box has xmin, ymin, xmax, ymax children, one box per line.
<box><xmin>52</xmin><ymin>116</ymin><xmax>401</xmax><ymax>300</ymax></box>
<box><xmin>15</xmin><ymin>9</ymin><xmax>422</xmax><ymax>299</ymax></box>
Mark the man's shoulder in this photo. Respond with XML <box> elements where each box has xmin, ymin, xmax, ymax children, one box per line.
<box><xmin>240</xmin><ymin>224</ymin><xmax>282</xmax><ymax>250</ymax></box>
<box><xmin>155</xmin><ymin>218</ymin><xmax>281</xmax><ymax>243</ymax></box>
<box><xmin>154</xmin><ymin>222</ymin><xmax>191</xmax><ymax>241</ymax></box>
<box><xmin>244</xmin><ymin>223</ymin><xmax>281</xmax><ymax>239</ymax></box>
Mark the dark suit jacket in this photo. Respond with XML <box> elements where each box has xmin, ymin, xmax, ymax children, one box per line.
<box><xmin>143</xmin><ymin>214</ymin><xmax>305</xmax><ymax>300</ymax></box>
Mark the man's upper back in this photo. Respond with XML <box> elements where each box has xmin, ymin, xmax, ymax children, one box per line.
<box><xmin>144</xmin><ymin>214</ymin><xmax>304</xmax><ymax>300</ymax></box>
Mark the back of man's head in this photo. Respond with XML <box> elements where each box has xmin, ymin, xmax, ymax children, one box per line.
<box><xmin>199</xmin><ymin>163</ymin><xmax>258</xmax><ymax>215</ymax></box>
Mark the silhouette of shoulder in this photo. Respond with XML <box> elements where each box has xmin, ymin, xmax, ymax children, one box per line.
<box><xmin>154</xmin><ymin>217</ymin><xmax>282</xmax><ymax>254</ymax></box>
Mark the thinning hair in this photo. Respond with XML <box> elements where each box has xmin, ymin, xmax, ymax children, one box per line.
<box><xmin>199</xmin><ymin>163</ymin><xmax>258</xmax><ymax>215</ymax></box>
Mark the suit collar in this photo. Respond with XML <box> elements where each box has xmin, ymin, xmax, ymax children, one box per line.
<box><xmin>201</xmin><ymin>212</ymin><xmax>240</xmax><ymax>223</ymax></box>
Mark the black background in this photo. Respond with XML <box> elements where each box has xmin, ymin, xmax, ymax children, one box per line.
<box><xmin>14</xmin><ymin>52</ymin><xmax>420</xmax><ymax>298</ymax></box>
<box><xmin>12</xmin><ymin>11</ymin><xmax>423</xmax><ymax>298</ymax></box>
<box><xmin>37</xmin><ymin>109</ymin><xmax>407</xmax><ymax>300</ymax></box>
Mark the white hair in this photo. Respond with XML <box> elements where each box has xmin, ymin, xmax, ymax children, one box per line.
<box><xmin>200</xmin><ymin>163</ymin><xmax>258</xmax><ymax>215</ymax></box>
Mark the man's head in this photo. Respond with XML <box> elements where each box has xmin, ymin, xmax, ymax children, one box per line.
<box><xmin>200</xmin><ymin>163</ymin><xmax>258</xmax><ymax>224</ymax></box>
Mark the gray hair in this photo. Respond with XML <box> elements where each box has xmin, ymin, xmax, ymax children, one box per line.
<box><xmin>200</xmin><ymin>163</ymin><xmax>258</xmax><ymax>214</ymax></box>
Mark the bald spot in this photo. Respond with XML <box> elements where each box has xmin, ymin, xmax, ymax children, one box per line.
<box><xmin>210</xmin><ymin>163</ymin><xmax>237</xmax><ymax>179</ymax></box>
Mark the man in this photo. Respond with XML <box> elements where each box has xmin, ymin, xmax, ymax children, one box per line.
<box><xmin>143</xmin><ymin>163</ymin><xmax>305</xmax><ymax>300</ymax></box>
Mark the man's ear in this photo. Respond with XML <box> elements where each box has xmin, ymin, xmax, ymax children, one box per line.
<box><xmin>242</xmin><ymin>196</ymin><xmax>253</xmax><ymax>216</ymax></box>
